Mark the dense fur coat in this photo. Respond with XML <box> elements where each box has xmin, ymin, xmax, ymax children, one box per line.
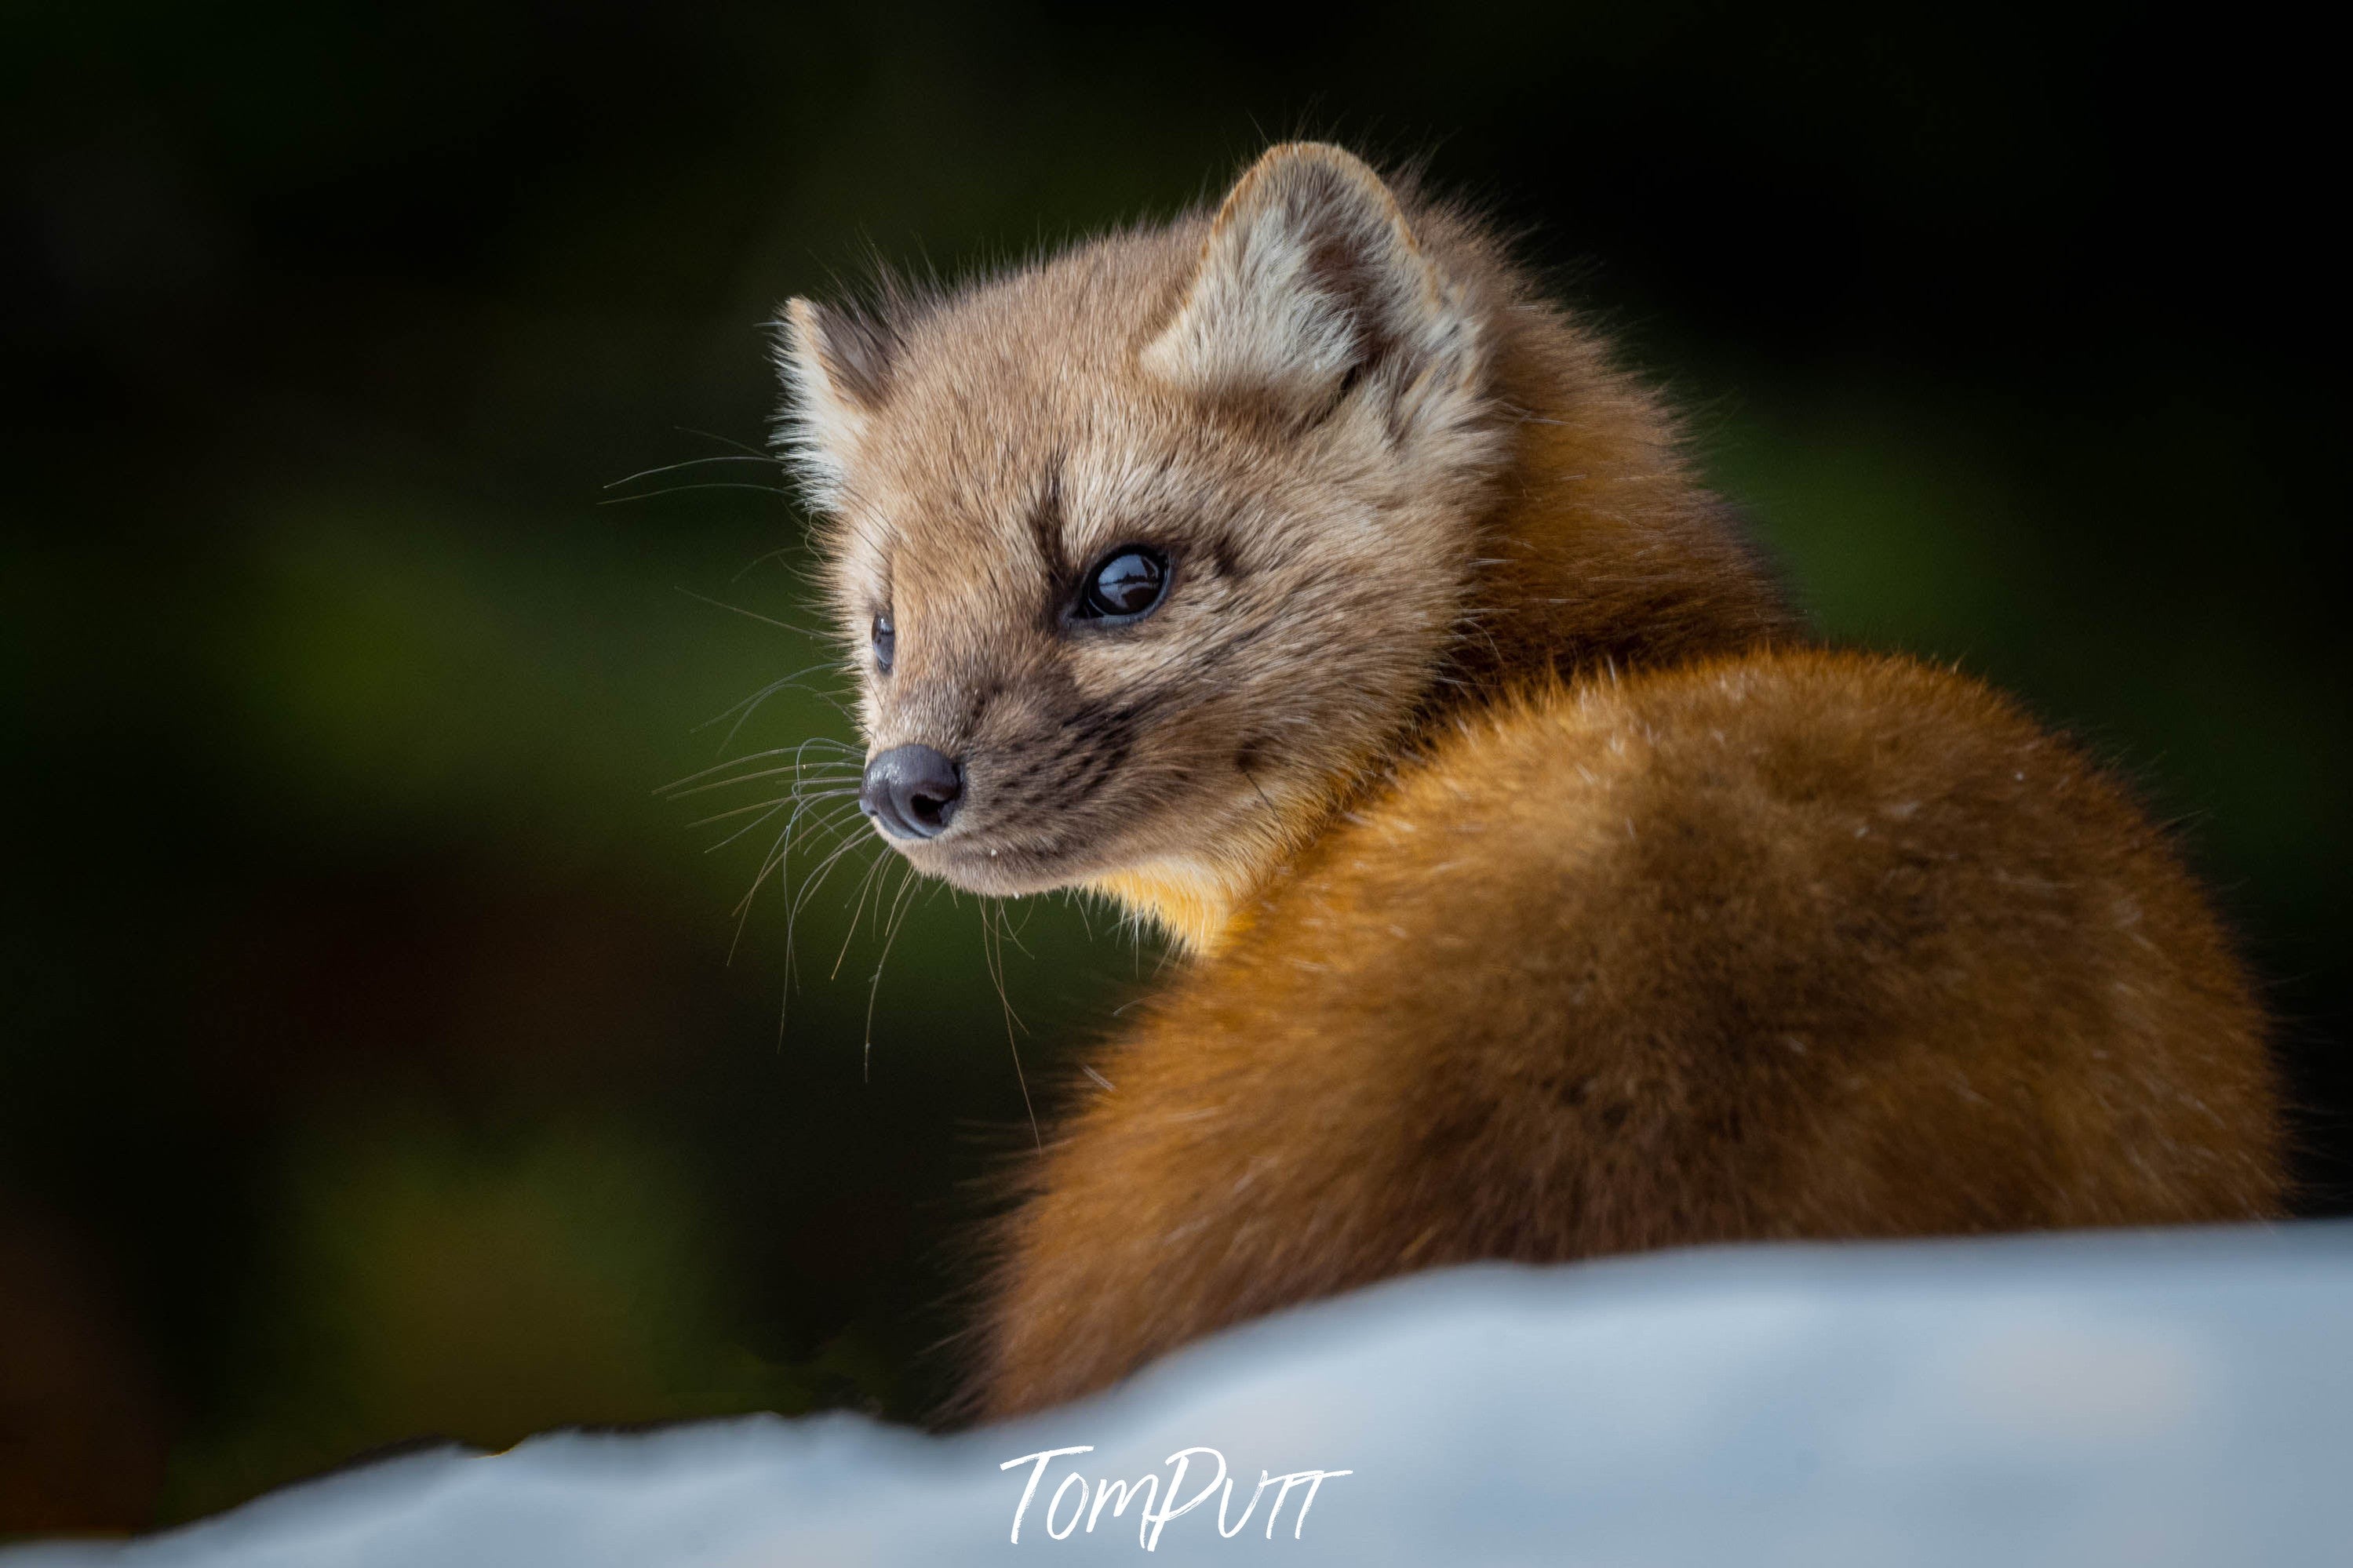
<box><xmin>776</xmin><ymin>144</ymin><xmax>2283</xmax><ymax>1419</ymax></box>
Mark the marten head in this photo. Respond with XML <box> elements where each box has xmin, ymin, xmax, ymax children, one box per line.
<box><xmin>777</xmin><ymin>144</ymin><xmax>1511</xmax><ymax>933</ymax></box>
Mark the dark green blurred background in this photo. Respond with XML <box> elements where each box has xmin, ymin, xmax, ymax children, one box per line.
<box><xmin>4</xmin><ymin>0</ymin><xmax>2344</xmax><ymax>1535</ymax></box>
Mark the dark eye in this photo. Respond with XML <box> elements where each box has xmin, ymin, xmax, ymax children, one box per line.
<box><xmin>871</xmin><ymin>613</ymin><xmax>894</xmax><ymax>673</ymax></box>
<box><xmin>1075</xmin><ymin>548</ymin><xmax>1170</xmax><ymax>623</ymax></box>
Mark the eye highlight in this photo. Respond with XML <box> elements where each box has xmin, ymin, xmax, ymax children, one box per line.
<box><xmin>1073</xmin><ymin>547</ymin><xmax>1171</xmax><ymax>624</ymax></box>
<box><xmin>871</xmin><ymin>613</ymin><xmax>894</xmax><ymax>673</ymax></box>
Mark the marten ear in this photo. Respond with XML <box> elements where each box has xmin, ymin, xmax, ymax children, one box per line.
<box><xmin>776</xmin><ymin>297</ymin><xmax>897</xmax><ymax>508</ymax></box>
<box><xmin>1143</xmin><ymin>143</ymin><xmax>1485</xmax><ymax>432</ymax></box>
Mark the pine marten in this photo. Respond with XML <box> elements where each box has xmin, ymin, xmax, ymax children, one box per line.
<box><xmin>773</xmin><ymin>143</ymin><xmax>2285</xmax><ymax>1419</ymax></box>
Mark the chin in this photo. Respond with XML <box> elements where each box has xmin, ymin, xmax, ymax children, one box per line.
<box><xmin>889</xmin><ymin>835</ymin><xmax>1097</xmax><ymax>898</ymax></box>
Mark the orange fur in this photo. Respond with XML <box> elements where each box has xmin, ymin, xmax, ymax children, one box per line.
<box><xmin>979</xmin><ymin>654</ymin><xmax>2282</xmax><ymax>1414</ymax></box>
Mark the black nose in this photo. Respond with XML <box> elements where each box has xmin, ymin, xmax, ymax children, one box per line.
<box><xmin>861</xmin><ymin>744</ymin><xmax>964</xmax><ymax>839</ymax></box>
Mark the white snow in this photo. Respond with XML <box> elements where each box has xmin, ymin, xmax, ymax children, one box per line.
<box><xmin>11</xmin><ymin>1222</ymin><xmax>2351</xmax><ymax>1566</ymax></box>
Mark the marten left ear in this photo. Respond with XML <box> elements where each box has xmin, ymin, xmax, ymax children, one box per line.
<box><xmin>775</xmin><ymin>297</ymin><xmax>898</xmax><ymax>510</ymax></box>
<box><xmin>1143</xmin><ymin>143</ymin><xmax>1486</xmax><ymax>435</ymax></box>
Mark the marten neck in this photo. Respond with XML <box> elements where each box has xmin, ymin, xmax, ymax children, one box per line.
<box><xmin>1098</xmin><ymin>329</ymin><xmax>1798</xmax><ymax>956</ymax></box>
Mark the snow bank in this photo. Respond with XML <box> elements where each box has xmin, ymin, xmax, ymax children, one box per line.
<box><xmin>12</xmin><ymin>1223</ymin><xmax>2351</xmax><ymax>1566</ymax></box>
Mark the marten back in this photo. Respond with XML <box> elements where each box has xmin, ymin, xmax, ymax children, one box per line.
<box><xmin>775</xmin><ymin>144</ymin><xmax>2285</xmax><ymax>1419</ymax></box>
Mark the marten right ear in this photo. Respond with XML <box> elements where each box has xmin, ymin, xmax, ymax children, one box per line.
<box><xmin>776</xmin><ymin>297</ymin><xmax>897</xmax><ymax>509</ymax></box>
<box><xmin>1143</xmin><ymin>143</ymin><xmax>1485</xmax><ymax>435</ymax></box>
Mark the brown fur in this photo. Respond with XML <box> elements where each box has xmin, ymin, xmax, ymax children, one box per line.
<box><xmin>774</xmin><ymin>144</ymin><xmax>2285</xmax><ymax>1421</ymax></box>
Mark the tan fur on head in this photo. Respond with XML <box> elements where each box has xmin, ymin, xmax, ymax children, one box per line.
<box><xmin>774</xmin><ymin>144</ymin><xmax>1587</xmax><ymax>946</ymax></box>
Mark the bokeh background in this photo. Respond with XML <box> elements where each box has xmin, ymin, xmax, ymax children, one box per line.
<box><xmin>4</xmin><ymin>0</ymin><xmax>2344</xmax><ymax>1536</ymax></box>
